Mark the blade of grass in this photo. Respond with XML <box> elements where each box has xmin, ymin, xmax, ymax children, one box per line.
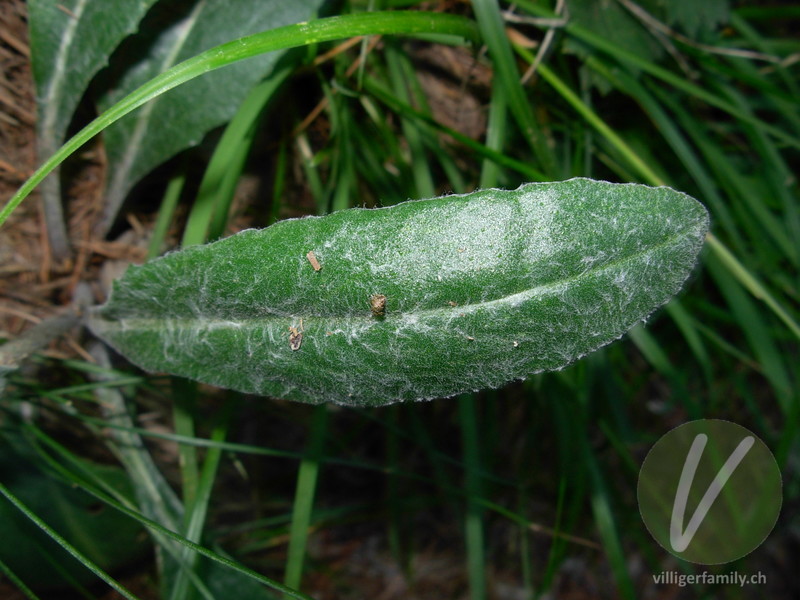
<box><xmin>706</xmin><ymin>233</ymin><xmax>800</xmax><ymax>343</ymax></box>
<box><xmin>712</xmin><ymin>81</ymin><xmax>799</xmax><ymax>265</ymax></box>
<box><xmin>583</xmin><ymin>448</ymin><xmax>634</xmax><ymax>600</ymax></box>
<box><xmin>540</xmin><ymin>474</ymin><xmax>569</xmax><ymax>591</ymax></box>
<box><xmin>42</xmin><ymin>465</ymin><xmax>313</xmax><ymax>600</ymax></box>
<box><xmin>692</xmin><ymin>318</ymin><xmax>762</xmax><ymax>371</ymax></box>
<box><xmin>21</xmin><ymin>422</ymin><xmax>313</xmax><ymax>600</ymax></box>
<box><xmin>169</xmin><ymin>407</ymin><xmax>231</xmax><ymax>600</ymax></box>
<box><xmin>627</xmin><ymin>323</ymin><xmax>700</xmax><ymax>418</ymax></box>
<box><xmin>385</xmin><ymin>405</ymin><xmax>408</xmax><ymax>573</ymax></box>
<box><xmin>513</xmin><ymin>44</ymin><xmax>664</xmax><ymax>186</ymax></box>
<box><xmin>705</xmin><ymin>247</ymin><xmax>794</xmax><ymax>415</ymax></box>
<box><xmin>1</xmin><ymin>11</ymin><xmax>480</xmax><ymax>227</ymax></box>
<box><xmin>56</xmin><ymin>396</ymin><xmax>614</xmax><ymax>572</ymax></box>
<box><xmin>645</xmin><ymin>84</ymin><xmax>800</xmax><ymax>327</ymax></box>
<box><xmin>172</xmin><ymin>379</ymin><xmax>200</xmax><ymax>517</ymax></box>
<box><xmin>295</xmin><ymin>133</ymin><xmax>326</xmax><ymax>215</ymax></box>
<box><xmin>665</xmin><ymin>302</ymin><xmax>712</xmax><ymax>385</ymax></box>
<box><xmin>775</xmin><ymin>389</ymin><xmax>800</xmax><ymax>468</ymax></box>
<box><xmin>362</xmin><ymin>77</ymin><xmax>547</xmax><ymax>180</ymax></box>
<box><xmin>649</xmin><ymin>82</ymin><xmax>788</xmax><ymax>264</ymax></box>
<box><xmin>353</xmin><ymin>406</ymin><xmax>521</xmax><ymax>490</ymax></box>
<box><xmin>0</xmin><ymin>556</ymin><xmax>42</xmax><ymax>600</ymax></box>
<box><xmin>518</xmin><ymin>43</ymin><xmax>800</xmax><ymax>358</ymax></box>
<box><xmin>566</xmin><ymin>366</ymin><xmax>636</xmax><ymax>599</ymax></box>
<box><xmin>516</xmin><ymin>492</ymin><xmax>534</xmax><ymax>594</ymax></box>
<box><xmin>728</xmin><ymin>12</ymin><xmax>800</xmax><ymax>100</ymax></box>
<box><xmin>268</xmin><ymin>139</ymin><xmax>289</xmax><ymax>226</ymax></box>
<box><xmin>354</xmin><ymin>85</ymin><xmax>461</xmax><ymax>198</ymax></box>
<box><xmin>576</xmin><ymin>68</ymin><xmax>593</xmax><ymax>176</ymax></box>
<box><xmin>283</xmin><ymin>405</ymin><xmax>328</xmax><ymax>594</ymax></box>
<box><xmin>182</xmin><ymin>57</ymin><xmax>297</xmax><ymax>247</ymax></box>
<box><xmin>85</xmin><ymin>345</ymin><xmax>219</xmax><ymax>599</ymax></box>
<box><xmin>390</xmin><ymin>50</ymin><xmax>469</xmax><ymax>193</ymax></box>
<box><xmin>329</xmin><ymin>90</ymin><xmax>356</xmax><ymax>213</ymax></box>
<box><xmin>573</xmin><ymin>29</ymin><xmax>800</xmax><ymax>150</ymax></box>
<box><xmin>407</xmin><ymin>408</ymin><xmax>456</xmax><ymax>499</ymax></box>
<box><xmin>0</xmin><ymin>483</ymin><xmax>140</xmax><ymax>600</ymax></box>
<box><xmin>472</xmin><ymin>0</ymin><xmax>556</xmax><ymax>175</ymax></box>
<box><xmin>675</xmin><ymin>39</ymin><xmax>800</xmax><ymax>113</ymax></box>
<box><xmin>479</xmin><ymin>77</ymin><xmax>509</xmax><ymax>189</ymax></box>
<box><xmin>513</xmin><ymin>0</ymin><xmax>800</xmax><ymax>151</ymax></box>
<box><xmin>205</xmin><ymin>122</ymin><xmax>257</xmax><ymax>239</ymax></box>
<box><xmin>89</xmin><ymin>343</ymin><xmax>183</xmax><ymax>528</ymax></box>
<box><xmin>68</xmin><ymin>402</ymin><xmax>541</xmax><ymax>504</ymax></box>
<box><xmin>385</xmin><ymin>43</ymin><xmax>436</xmax><ymax>198</ymax></box>
<box><xmin>147</xmin><ymin>169</ymin><xmax>186</xmax><ymax>260</ymax></box>
<box><xmin>584</xmin><ymin>55</ymin><xmax>744</xmax><ymax>251</ymax></box>
<box><xmin>25</xmin><ymin>421</ymin><xmax>215</xmax><ymax>600</ymax></box>
<box><xmin>459</xmin><ymin>394</ymin><xmax>486</xmax><ymax>600</ymax></box>
<box><xmin>350</xmin><ymin>80</ymin><xmax>414</xmax><ymax>204</ymax></box>
<box><xmin>350</xmin><ymin>123</ymin><xmax>407</xmax><ymax>204</ymax></box>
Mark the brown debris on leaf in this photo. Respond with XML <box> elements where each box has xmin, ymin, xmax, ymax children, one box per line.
<box><xmin>369</xmin><ymin>293</ymin><xmax>387</xmax><ymax>318</ymax></box>
<box><xmin>306</xmin><ymin>250</ymin><xmax>322</xmax><ymax>271</ymax></box>
<box><xmin>289</xmin><ymin>319</ymin><xmax>304</xmax><ymax>351</ymax></box>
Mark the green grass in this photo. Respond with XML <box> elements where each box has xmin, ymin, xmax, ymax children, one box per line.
<box><xmin>1</xmin><ymin>0</ymin><xmax>798</xmax><ymax>598</ymax></box>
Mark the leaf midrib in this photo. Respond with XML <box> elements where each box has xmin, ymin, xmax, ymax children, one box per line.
<box><xmin>94</xmin><ymin>225</ymin><xmax>696</xmax><ymax>333</ymax></box>
<box><xmin>40</xmin><ymin>0</ymin><xmax>89</xmax><ymax>139</ymax></box>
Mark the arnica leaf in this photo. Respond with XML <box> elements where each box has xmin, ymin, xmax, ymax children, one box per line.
<box><xmin>95</xmin><ymin>0</ymin><xmax>328</xmax><ymax>235</ymax></box>
<box><xmin>89</xmin><ymin>179</ymin><xmax>709</xmax><ymax>407</ymax></box>
<box><xmin>28</xmin><ymin>0</ymin><xmax>160</xmax><ymax>256</ymax></box>
<box><xmin>28</xmin><ymin>0</ymin><xmax>158</xmax><ymax>147</ymax></box>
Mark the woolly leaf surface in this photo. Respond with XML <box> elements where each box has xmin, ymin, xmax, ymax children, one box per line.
<box><xmin>89</xmin><ymin>178</ymin><xmax>709</xmax><ymax>406</ymax></box>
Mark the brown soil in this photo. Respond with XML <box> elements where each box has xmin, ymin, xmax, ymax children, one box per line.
<box><xmin>0</xmin><ymin>1</ymin><xmax>126</xmax><ymax>358</ymax></box>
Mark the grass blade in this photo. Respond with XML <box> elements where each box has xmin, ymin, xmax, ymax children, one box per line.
<box><xmin>0</xmin><ymin>556</ymin><xmax>42</xmax><ymax>600</ymax></box>
<box><xmin>169</xmin><ymin>408</ymin><xmax>230</xmax><ymax>600</ymax></box>
<box><xmin>181</xmin><ymin>55</ymin><xmax>298</xmax><ymax>246</ymax></box>
<box><xmin>514</xmin><ymin>45</ymin><xmax>664</xmax><ymax>186</ymax></box>
<box><xmin>0</xmin><ymin>11</ymin><xmax>480</xmax><ymax>228</ymax></box>
<box><xmin>20</xmin><ymin>427</ymin><xmax>314</xmax><ymax>600</ymax></box>
<box><xmin>472</xmin><ymin>0</ymin><xmax>555</xmax><ymax>175</ymax></box>
<box><xmin>0</xmin><ymin>483</ymin><xmax>140</xmax><ymax>600</ymax></box>
<box><xmin>284</xmin><ymin>405</ymin><xmax>328</xmax><ymax>593</ymax></box>
<box><xmin>148</xmin><ymin>169</ymin><xmax>187</xmax><ymax>260</ymax></box>
<box><xmin>706</xmin><ymin>234</ymin><xmax>800</xmax><ymax>343</ymax></box>
<box><xmin>459</xmin><ymin>394</ymin><xmax>486</xmax><ymax>600</ymax></box>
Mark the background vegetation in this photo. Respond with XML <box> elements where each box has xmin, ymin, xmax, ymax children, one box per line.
<box><xmin>0</xmin><ymin>0</ymin><xmax>798</xmax><ymax>598</ymax></box>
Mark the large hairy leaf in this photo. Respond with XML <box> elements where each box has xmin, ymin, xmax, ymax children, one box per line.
<box><xmin>27</xmin><ymin>0</ymin><xmax>159</xmax><ymax>256</ymax></box>
<box><xmin>95</xmin><ymin>0</ymin><xmax>327</xmax><ymax>234</ymax></box>
<box><xmin>28</xmin><ymin>0</ymin><xmax>158</xmax><ymax>145</ymax></box>
<box><xmin>89</xmin><ymin>179</ymin><xmax>709</xmax><ymax>406</ymax></box>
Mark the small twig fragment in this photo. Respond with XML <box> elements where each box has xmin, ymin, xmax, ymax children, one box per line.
<box><xmin>306</xmin><ymin>251</ymin><xmax>322</xmax><ymax>271</ymax></box>
<box><xmin>0</xmin><ymin>309</ymin><xmax>79</xmax><ymax>369</ymax></box>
